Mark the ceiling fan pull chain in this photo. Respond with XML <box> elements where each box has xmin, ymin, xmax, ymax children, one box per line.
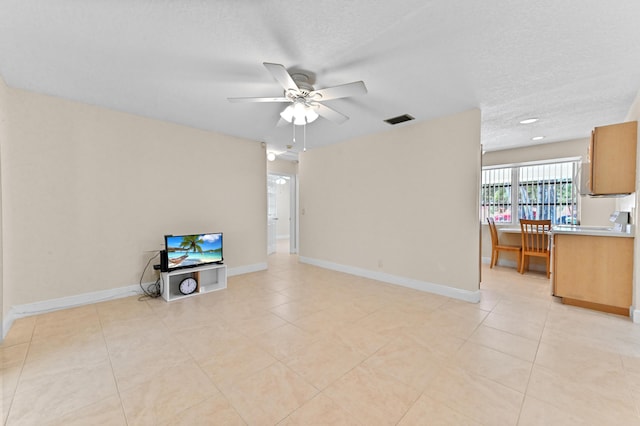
<box><xmin>292</xmin><ymin>121</ymin><xmax>296</xmax><ymax>144</ymax></box>
<box><xmin>303</xmin><ymin>122</ymin><xmax>307</xmax><ymax>152</ymax></box>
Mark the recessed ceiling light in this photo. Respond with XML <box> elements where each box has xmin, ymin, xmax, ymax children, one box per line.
<box><xmin>520</xmin><ymin>118</ymin><xmax>539</xmax><ymax>124</ymax></box>
<box><xmin>531</xmin><ymin>136</ymin><xmax>545</xmax><ymax>141</ymax></box>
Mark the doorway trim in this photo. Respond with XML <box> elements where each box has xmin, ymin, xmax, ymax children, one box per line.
<box><xmin>267</xmin><ymin>172</ymin><xmax>298</xmax><ymax>254</ymax></box>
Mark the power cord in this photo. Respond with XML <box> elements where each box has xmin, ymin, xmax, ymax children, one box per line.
<box><xmin>139</xmin><ymin>251</ymin><xmax>162</xmax><ymax>299</ymax></box>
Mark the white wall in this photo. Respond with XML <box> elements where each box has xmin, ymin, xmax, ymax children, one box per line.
<box><xmin>267</xmin><ymin>158</ymin><xmax>297</xmax><ymax>175</ymax></box>
<box><xmin>299</xmin><ymin>109</ymin><xmax>481</xmax><ymax>299</ymax></box>
<box><xmin>1</xmin><ymin>84</ymin><xmax>267</xmax><ymax>317</ymax></box>
<box><xmin>483</xmin><ymin>138</ymin><xmax>587</xmax><ymax>166</ymax></box>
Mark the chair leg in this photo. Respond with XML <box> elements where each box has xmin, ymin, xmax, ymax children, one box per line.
<box><xmin>546</xmin><ymin>255</ymin><xmax>550</xmax><ymax>279</ymax></box>
<box><xmin>518</xmin><ymin>253</ymin><xmax>522</xmax><ymax>273</ymax></box>
<box><xmin>490</xmin><ymin>250</ymin><xmax>496</xmax><ymax>268</ymax></box>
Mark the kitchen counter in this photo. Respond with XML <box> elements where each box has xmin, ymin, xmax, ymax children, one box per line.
<box><xmin>498</xmin><ymin>225</ymin><xmax>633</xmax><ymax>238</ymax></box>
<box><xmin>551</xmin><ymin>225</ymin><xmax>633</xmax><ymax>238</ymax></box>
<box><xmin>552</xmin><ymin>229</ymin><xmax>634</xmax><ymax>316</ymax></box>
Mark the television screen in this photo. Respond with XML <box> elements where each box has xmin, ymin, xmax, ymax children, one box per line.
<box><xmin>164</xmin><ymin>232</ymin><xmax>223</xmax><ymax>271</ymax></box>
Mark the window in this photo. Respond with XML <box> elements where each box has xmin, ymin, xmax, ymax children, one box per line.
<box><xmin>481</xmin><ymin>160</ymin><xmax>579</xmax><ymax>225</ymax></box>
<box><xmin>481</xmin><ymin>167</ymin><xmax>513</xmax><ymax>223</ymax></box>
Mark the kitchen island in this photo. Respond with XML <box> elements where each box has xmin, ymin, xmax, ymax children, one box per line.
<box><xmin>552</xmin><ymin>225</ymin><xmax>634</xmax><ymax>316</ymax></box>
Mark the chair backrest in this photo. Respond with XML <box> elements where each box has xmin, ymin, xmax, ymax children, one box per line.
<box><xmin>520</xmin><ymin>219</ymin><xmax>551</xmax><ymax>253</ymax></box>
<box><xmin>487</xmin><ymin>217</ymin><xmax>499</xmax><ymax>248</ymax></box>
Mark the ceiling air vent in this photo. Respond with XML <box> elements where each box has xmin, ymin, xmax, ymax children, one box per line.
<box><xmin>384</xmin><ymin>114</ymin><xmax>415</xmax><ymax>125</ymax></box>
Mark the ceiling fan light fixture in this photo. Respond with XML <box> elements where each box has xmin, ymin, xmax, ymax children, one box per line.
<box><xmin>280</xmin><ymin>103</ymin><xmax>319</xmax><ymax>125</ymax></box>
<box><xmin>280</xmin><ymin>105</ymin><xmax>294</xmax><ymax>122</ymax></box>
<box><xmin>293</xmin><ymin>114</ymin><xmax>307</xmax><ymax>125</ymax></box>
<box><xmin>304</xmin><ymin>107</ymin><xmax>319</xmax><ymax>123</ymax></box>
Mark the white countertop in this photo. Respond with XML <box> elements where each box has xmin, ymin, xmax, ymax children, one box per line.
<box><xmin>497</xmin><ymin>225</ymin><xmax>634</xmax><ymax>238</ymax></box>
<box><xmin>551</xmin><ymin>225</ymin><xmax>634</xmax><ymax>238</ymax></box>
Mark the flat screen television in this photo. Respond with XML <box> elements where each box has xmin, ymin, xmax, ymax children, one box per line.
<box><xmin>163</xmin><ymin>232</ymin><xmax>223</xmax><ymax>271</ymax></box>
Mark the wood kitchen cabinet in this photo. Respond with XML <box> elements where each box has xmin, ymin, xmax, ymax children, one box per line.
<box><xmin>553</xmin><ymin>233</ymin><xmax>633</xmax><ymax>316</ymax></box>
<box><xmin>588</xmin><ymin>120</ymin><xmax>637</xmax><ymax>195</ymax></box>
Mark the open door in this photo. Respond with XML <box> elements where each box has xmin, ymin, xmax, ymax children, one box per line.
<box><xmin>267</xmin><ymin>173</ymin><xmax>298</xmax><ymax>254</ymax></box>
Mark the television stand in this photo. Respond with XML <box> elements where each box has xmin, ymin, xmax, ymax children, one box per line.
<box><xmin>160</xmin><ymin>263</ymin><xmax>227</xmax><ymax>302</ymax></box>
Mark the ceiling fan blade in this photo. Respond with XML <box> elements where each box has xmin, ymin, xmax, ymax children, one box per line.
<box><xmin>227</xmin><ymin>96</ymin><xmax>290</xmax><ymax>103</ymax></box>
<box><xmin>263</xmin><ymin>62</ymin><xmax>299</xmax><ymax>93</ymax></box>
<box><xmin>309</xmin><ymin>81</ymin><xmax>367</xmax><ymax>101</ymax></box>
<box><xmin>315</xmin><ymin>103</ymin><xmax>349</xmax><ymax>124</ymax></box>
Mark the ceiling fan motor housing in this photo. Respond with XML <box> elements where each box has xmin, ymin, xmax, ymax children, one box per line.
<box><xmin>289</xmin><ymin>72</ymin><xmax>314</xmax><ymax>97</ymax></box>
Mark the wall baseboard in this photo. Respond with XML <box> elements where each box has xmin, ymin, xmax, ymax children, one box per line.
<box><xmin>2</xmin><ymin>283</ymin><xmax>145</xmax><ymax>339</ymax></box>
<box><xmin>228</xmin><ymin>262</ymin><xmax>268</xmax><ymax>276</ymax></box>
<box><xmin>631</xmin><ymin>307</ymin><xmax>640</xmax><ymax>323</ymax></box>
<box><xmin>299</xmin><ymin>256</ymin><xmax>480</xmax><ymax>303</ymax></box>
<box><xmin>2</xmin><ymin>262</ymin><xmax>269</xmax><ymax>340</ymax></box>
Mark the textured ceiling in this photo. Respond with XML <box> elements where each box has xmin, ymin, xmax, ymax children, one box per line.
<box><xmin>1</xmin><ymin>1</ymin><xmax>639</xmax><ymax>158</ymax></box>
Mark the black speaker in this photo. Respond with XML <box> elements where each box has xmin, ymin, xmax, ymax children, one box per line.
<box><xmin>160</xmin><ymin>250</ymin><xmax>168</xmax><ymax>272</ymax></box>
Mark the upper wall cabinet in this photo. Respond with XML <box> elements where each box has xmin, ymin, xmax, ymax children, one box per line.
<box><xmin>588</xmin><ymin>121</ymin><xmax>638</xmax><ymax>195</ymax></box>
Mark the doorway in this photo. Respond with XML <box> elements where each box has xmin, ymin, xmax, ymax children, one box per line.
<box><xmin>267</xmin><ymin>173</ymin><xmax>298</xmax><ymax>255</ymax></box>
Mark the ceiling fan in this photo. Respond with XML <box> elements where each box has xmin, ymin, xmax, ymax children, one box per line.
<box><xmin>228</xmin><ymin>62</ymin><xmax>367</xmax><ymax>125</ymax></box>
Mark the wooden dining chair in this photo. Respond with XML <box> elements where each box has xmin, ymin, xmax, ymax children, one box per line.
<box><xmin>487</xmin><ymin>217</ymin><xmax>521</xmax><ymax>270</ymax></box>
<box><xmin>519</xmin><ymin>219</ymin><xmax>552</xmax><ymax>278</ymax></box>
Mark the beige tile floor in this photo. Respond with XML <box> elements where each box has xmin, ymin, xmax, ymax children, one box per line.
<box><xmin>2</xmin><ymin>247</ymin><xmax>640</xmax><ymax>425</ymax></box>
